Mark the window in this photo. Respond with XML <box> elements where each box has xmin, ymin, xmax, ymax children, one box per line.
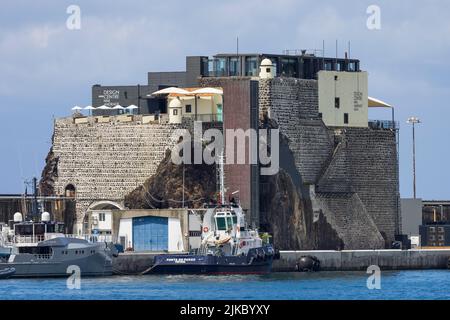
<box><xmin>348</xmin><ymin>62</ymin><xmax>356</xmax><ymax>71</ymax></box>
<box><xmin>266</xmin><ymin>68</ymin><xmax>271</xmax><ymax>73</ymax></box>
<box><xmin>173</xmin><ymin>109</ymin><xmax>178</xmax><ymax>115</ymax></box>
<box><xmin>216</xmin><ymin>217</ymin><xmax>227</xmax><ymax>231</ymax></box>
<box><xmin>185</xmin><ymin>104</ymin><xmax>192</xmax><ymax>113</ymax></box>
<box><xmin>429</xmin><ymin>227</ymin><xmax>436</xmax><ymax>233</ymax></box>
<box><xmin>229</xmin><ymin>57</ymin><xmax>240</xmax><ymax>76</ymax></box>
<box><xmin>429</xmin><ymin>235</ymin><xmax>436</xmax><ymax>241</ymax></box>
<box><xmin>226</xmin><ymin>216</ymin><xmax>233</xmax><ymax>229</ymax></box>
<box><xmin>344</xmin><ymin>113</ymin><xmax>349</xmax><ymax>124</ymax></box>
<box><xmin>99</xmin><ymin>213</ymin><xmax>106</xmax><ymax>222</ymax></box>
<box><xmin>335</xmin><ymin>97</ymin><xmax>340</xmax><ymax>109</ymax></box>
<box><xmin>318</xmin><ymin>113</ymin><xmax>322</xmax><ymax>119</ymax></box>
<box><xmin>438</xmin><ymin>235</ymin><xmax>445</xmax><ymax>241</ymax></box>
<box><xmin>245</xmin><ymin>56</ymin><xmax>258</xmax><ymax>76</ymax></box>
<box><xmin>438</xmin><ymin>227</ymin><xmax>444</xmax><ymax>233</ymax></box>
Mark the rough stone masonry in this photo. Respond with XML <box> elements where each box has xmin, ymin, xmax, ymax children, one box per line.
<box><xmin>40</xmin><ymin>115</ymin><xmax>187</xmax><ymax>232</ymax></box>
<box><xmin>259</xmin><ymin>77</ymin><xmax>400</xmax><ymax>249</ymax></box>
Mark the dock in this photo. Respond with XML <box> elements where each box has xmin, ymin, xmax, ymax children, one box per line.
<box><xmin>112</xmin><ymin>249</ymin><xmax>450</xmax><ymax>274</ymax></box>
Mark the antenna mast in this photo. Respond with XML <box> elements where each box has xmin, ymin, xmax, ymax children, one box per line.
<box><xmin>216</xmin><ymin>150</ymin><xmax>225</xmax><ymax>204</ymax></box>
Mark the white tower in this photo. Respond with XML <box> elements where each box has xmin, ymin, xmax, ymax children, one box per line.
<box><xmin>168</xmin><ymin>98</ymin><xmax>183</xmax><ymax>124</ymax></box>
<box><xmin>259</xmin><ymin>58</ymin><xmax>275</xmax><ymax>79</ymax></box>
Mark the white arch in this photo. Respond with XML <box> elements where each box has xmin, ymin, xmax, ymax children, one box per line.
<box><xmin>87</xmin><ymin>200</ymin><xmax>124</xmax><ymax>211</ymax></box>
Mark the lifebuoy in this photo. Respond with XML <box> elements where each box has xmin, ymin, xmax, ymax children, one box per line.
<box><xmin>203</xmin><ymin>226</ymin><xmax>209</xmax><ymax>233</ymax></box>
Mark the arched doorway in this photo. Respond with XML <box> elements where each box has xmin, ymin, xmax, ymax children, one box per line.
<box><xmin>64</xmin><ymin>184</ymin><xmax>76</xmax><ymax>198</ymax></box>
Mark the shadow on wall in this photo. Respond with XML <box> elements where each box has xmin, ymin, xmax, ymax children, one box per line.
<box><xmin>259</xmin><ymin>118</ymin><xmax>344</xmax><ymax>250</ymax></box>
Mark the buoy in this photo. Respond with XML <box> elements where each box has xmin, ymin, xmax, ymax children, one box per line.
<box><xmin>295</xmin><ymin>255</ymin><xmax>321</xmax><ymax>272</ymax></box>
<box><xmin>203</xmin><ymin>226</ymin><xmax>209</xmax><ymax>233</ymax></box>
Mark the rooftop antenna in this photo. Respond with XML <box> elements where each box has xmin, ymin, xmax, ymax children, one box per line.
<box><xmin>216</xmin><ymin>150</ymin><xmax>226</xmax><ymax>204</ymax></box>
<box><xmin>322</xmin><ymin>40</ymin><xmax>325</xmax><ymax>68</ymax></box>
<box><xmin>335</xmin><ymin>39</ymin><xmax>338</xmax><ymax>65</ymax></box>
<box><xmin>348</xmin><ymin>41</ymin><xmax>351</xmax><ymax>60</ymax></box>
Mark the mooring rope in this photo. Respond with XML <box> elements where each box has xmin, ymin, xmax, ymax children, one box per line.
<box><xmin>112</xmin><ymin>261</ymin><xmax>161</xmax><ymax>276</ymax></box>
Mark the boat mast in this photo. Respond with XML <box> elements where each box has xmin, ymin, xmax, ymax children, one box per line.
<box><xmin>216</xmin><ymin>150</ymin><xmax>225</xmax><ymax>204</ymax></box>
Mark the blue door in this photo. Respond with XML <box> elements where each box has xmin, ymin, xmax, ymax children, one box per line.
<box><xmin>132</xmin><ymin>216</ymin><xmax>168</xmax><ymax>251</ymax></box>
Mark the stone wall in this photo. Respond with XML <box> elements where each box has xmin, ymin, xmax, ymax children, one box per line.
<box><xmin>259</xmin><ymin>77</ymin><xmax>400</xmax><ymax>249</ymax></box>
<box><xmin>44</xmin><ymin>115</ymin><xmax>186</xmax><ymax>230</ymax></box>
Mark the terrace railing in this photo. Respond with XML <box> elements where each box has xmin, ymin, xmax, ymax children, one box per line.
<box><xmin>368</xmin><ymin>120</ymin><xmax>399</xmax><ymax>130</ymax></box>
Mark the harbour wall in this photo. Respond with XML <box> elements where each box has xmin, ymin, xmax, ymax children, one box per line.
<box><xmin>274</xmin><ymin>249</ymin><xmax>450</xmax><ymax>271</ymax></box>
<box><xmin>112</xmin><ymin>249</ymin><xmax>450</xmax><ymax>274</ymax></box>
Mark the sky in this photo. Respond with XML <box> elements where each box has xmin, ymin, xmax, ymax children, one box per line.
<box><xmin>0</xmin><ymin>0</ymin><xmax>449</xmax><ymax>199</ymax></box>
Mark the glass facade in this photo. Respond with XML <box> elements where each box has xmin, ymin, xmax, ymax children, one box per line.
<box><xmin>245</xmin><ymin>56</ymin><xmax>258</xmax><ymax>76</ymax></box>
<box><xmin>280</xmin><ymin>57</ymin><xmax>298</xmax><ymax>77</ymax></box>
<box><xmin>229</xmin><ymin>57</ymin><xmax>240</xmax><ymax>76</ymax></box>
<box><xmin>205</xmin><ymin>54</ymin><xmax>360</xmax><ymax>79</ymax></box>
<box><xmin>215</xmin><ymin>58</ymin><xmax>228</xmax><ymax>76</ymax></box>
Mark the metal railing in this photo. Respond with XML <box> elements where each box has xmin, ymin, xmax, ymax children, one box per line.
<box><xmin>12</xmin><ymin>233</ymin><xmax>114</xmax><ymax>244</ymax></box>
<box><xmin>183</xmin><ymin>114</ymin><xmax>222</xmax><ymax>123</ymax></box>
<box><xmin>368</xmin><ymin>120</ymin><xmax>399</xmax><ymax>130</ymax></box>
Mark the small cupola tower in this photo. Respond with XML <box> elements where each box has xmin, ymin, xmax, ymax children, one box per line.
<box><xmin>259</xmin><ymin>58</ymin><xmax>275</xmax><ymax>79</ymax></box>
<box><xmin>168</xmin><ymin>98</ymin><xmax>182</xmax><ymax>124</ymax></box>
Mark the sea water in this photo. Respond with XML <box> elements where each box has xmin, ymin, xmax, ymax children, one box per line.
<box><xmin>1</xmin><ymin>270</ymin><xmax>450</xmax><ymax>300</ymax></box>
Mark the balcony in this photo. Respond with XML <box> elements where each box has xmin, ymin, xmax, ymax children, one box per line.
<box><xmin>368</xmin><ymin>120</ymin><xmax>399</xmax><ymax>130</ymax></box>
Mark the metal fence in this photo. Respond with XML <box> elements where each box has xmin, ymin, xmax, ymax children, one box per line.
<box><xmin>368</xmin><ymin>120</ymin><xmax>399</xmax><ymax>130</ymax></box>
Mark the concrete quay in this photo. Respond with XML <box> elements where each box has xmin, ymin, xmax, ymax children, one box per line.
<box><xmin>112</xmin><ymin>249</ymin><xmax>450</xmax><ymax>274</ymax></box>
<box><xmin>275</xmin><ymin>249</ymin><xmax>450</xmax><ymax>271</ymax></box>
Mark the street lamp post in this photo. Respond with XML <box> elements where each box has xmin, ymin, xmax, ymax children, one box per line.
<box><xmin>406</xmin><ymin>116</ymin><xmax>421</xmax><ymax>199</ymax></box>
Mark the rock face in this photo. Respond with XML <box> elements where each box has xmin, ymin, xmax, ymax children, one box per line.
<box><xmin>259</xmin><ymin>168</ymin><xmax>343</xmax><ymax>250</ymax></box>
<box><xmin>125</xmin><ymin>148</ymin><xmax>217</xmax><ymax>209</ymax></box>
<box><xmin>39</xmin><ymin>147</ymin><xmax>59</xmax><ymax>196</ymax></box>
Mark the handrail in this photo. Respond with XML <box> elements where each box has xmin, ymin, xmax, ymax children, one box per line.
<box><xmin>12</xmin><ymin>233</ymin><xmax>114</xmax><ymax>244</ymax></box>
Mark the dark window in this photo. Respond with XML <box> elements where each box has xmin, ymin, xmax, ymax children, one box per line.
<box><xmin>173</xmin><ymin>109</ymin><xmax>178</xmax><ymax>115</ymax></box>
<box><xmin>266</xmin><ymin>68</ymin><xmax>271</xmax><ymax>73</ymax></box>
<box><xmin>318</xmin><ymin>113</ymin><xmax>322</xmax><ymax>119</ymax></box>
<box><xmin>335</xmin><ymin>97</ymin><xmax>340</xmax><ymax>109</ymax></box>
<box><xmin>344</xmin><ymin>113</ymin><xmax>349</xmax><ymax>124</ymax></box>
<box><xmin>216</xmin><ymin>217</ymin><xmax>226</xmax><ymax>231</ymax></box>
<box><xmin>245</xmin><ymin>56</ymin><xmax>258</xmax><ymax>76</ymax></box>
<box><xmin>185</xmin><ymin>104</ymin><xmax>192</xmax><ymax>113</ymax></box>
<box><xmin>124</xmin><ymin>91</ymin><xmax>128</xmax><ymax>99</ymax></box>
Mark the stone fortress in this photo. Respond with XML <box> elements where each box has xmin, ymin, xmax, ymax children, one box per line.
<box><xmin>40</xmin><ymin>50</ymin><xmax>401</xmax><ymax>250</ymax></box>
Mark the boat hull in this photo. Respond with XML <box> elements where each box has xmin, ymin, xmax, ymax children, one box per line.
<box><xmin>150</xmin><ymin>246</ymin><xmax>274</xmax><ymax>275</ymax></box>
<box><xmin>0</xmin><ymin>252</ymin><xmax>112</xmax><ymax>278</ymax></box>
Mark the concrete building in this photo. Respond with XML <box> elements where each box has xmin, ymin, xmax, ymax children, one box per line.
<box><xmin>400</xmin><ymin>199</ymin><xmax>450</xmax><ymax>247</ymax></box>
<box><xmin>83</xmin><ymin>207</ymin><xmax>204</xmax><ymax>252</ymax></box>
<box><xmin>420</xmin><ymin>200</ymin><xmax>450</xmax><ymax>247</ymax></box>
<box><xmin>318</xmin><ymin>71</ymin><xmax>368</xmax><ymax>127</ymax></box>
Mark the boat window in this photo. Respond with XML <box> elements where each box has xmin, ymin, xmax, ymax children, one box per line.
<box><xmin>226</xmin><ymin>217</ymin><xmax>233</xmax><ymax>228</ymax></box>
<box><xmin>216</xmin><ymin>217</ymin><xmax>227</xmax><ymax>231</ymax></box>
<box><xmin>232</xmin><ymin>215</ymin><xmax>237</xmax><ymax>224</ymax></box>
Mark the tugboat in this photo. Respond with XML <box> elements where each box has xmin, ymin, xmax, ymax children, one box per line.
<box><xmin>148</xmin><ymin>153</ymin><xmax>275</xmax><ymax>275</ymax></box>
<box><xmin>0</xmin><ymin>212</ymin><xmax>116</xmax><ymax>277</ymax></box>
